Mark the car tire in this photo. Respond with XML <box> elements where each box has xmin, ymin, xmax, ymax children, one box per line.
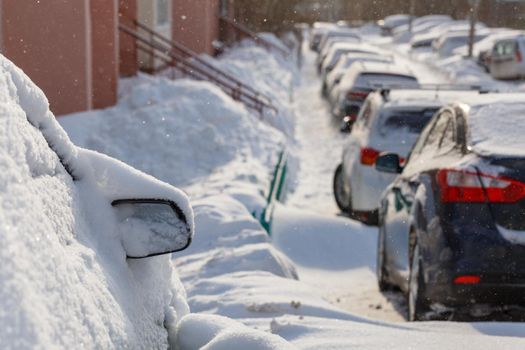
<box><xmin>408</xmin><ymin>240</ymin><xmax>430</xmax><ymax>321</ymax></box>
<box><xmin>333</xmin><ymin>163</ymin><xmax>350</xmax><ymax>212</ymax></box>
<box><xmin>377</xmin><ymin>223</ymin><xmax>395</xmax><ymax>291</ymax></box>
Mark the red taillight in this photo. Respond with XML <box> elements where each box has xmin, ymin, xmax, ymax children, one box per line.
<box><xmin>346</xmin><ymin>90</ymin><xmax>369</xmax><ymax>101</ymax></box>
<box><xmin>360</xmin><ymin>147</ymin><xmax>380</xmax><ymax>166</ymax></box>
<box><xmin>453</xmin><ymin>275</ymin><xmax>480</xmax><ymax>285</ymax></box>
<box><xmin>516</xmin><ymin>44</ymin><xmax>522</xmax><ymax>62</ymax></box>
<box><xmin>437</xmin><ymin>169</ymin><xmax>525</xmax><ymax>203</ymax></box>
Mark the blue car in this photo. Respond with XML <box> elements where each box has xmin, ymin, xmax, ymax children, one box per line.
<box><xmin>375</xmin><ymin>93</ymin><xmax>525</xmax><ymax>321</ymax></box>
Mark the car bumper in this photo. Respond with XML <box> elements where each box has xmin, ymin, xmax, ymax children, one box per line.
<box><xmin>427</xmin><ymin>281</ymin><xmax>525</xmax><ymax>307</ymax></box>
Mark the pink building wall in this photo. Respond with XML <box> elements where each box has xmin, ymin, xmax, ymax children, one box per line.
<box><xmin>90</xmin><ymin>0</ymin><xmax>118</xmax><ymax>109</ymax></box>
<box><xmin>0</xmin><ymin>0</ymin><xmax>232</xmax><ymax>116</ymax></box>
<box><xmin>1</xmin><ymin>1</ymin><xmax>92</xmax><ymax>115</ymax></box>
<box><xmin>172</xmin><ymin>0</ymin><xmax>220</xmax><ymax>55</ymax></box>
<box><xmin>119</xmin><ymin>0</ymin><xmax>139</xmax><ymax>77</ymax></box>
<box><xmin>1</xmin><ymin>0</ymin><xmax>118</xmax><ymax>116</ymax></box>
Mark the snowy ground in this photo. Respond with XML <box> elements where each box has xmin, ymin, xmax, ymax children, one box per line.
<box><xmin>272</xmin><ymin>37</ymin><xmax>453</xmax><ymax>322</ymax></box>
<box><xmin>50</xmin><ymin>31</ymin><xmax>525</xmax><ymax>348</ymax></box>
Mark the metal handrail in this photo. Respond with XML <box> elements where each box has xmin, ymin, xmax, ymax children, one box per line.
<box><xmin>134</xmin><ymin>20</ymin><xmax>274</xmax><ymax>106</ymax></box>
<box><xmin>119</xmin><ymin>23</ymin><xmax>278</xmax><ymax>116</ymax></box>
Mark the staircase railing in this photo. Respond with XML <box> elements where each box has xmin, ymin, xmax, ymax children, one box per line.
<box><xmin>118</xmin><ymin>21</ymin><xmax>278</xmax><ymax>117</ymax></box>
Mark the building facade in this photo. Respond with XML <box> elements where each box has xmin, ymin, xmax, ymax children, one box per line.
<box><xmin>0</xmin><ymin>0</ymin><xmax>233</xmax><ymax>116</ymax></box>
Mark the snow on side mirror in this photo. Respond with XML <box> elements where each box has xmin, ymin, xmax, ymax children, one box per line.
<box><xmin>112</xmin><ymin>199</ymin><xmax>192</xmax><ymax>259</ymax></box>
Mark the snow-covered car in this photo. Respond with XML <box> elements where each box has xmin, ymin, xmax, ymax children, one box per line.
<box><xmin>319</xmin><ymin>42</ymin><xmax>382</xmax><ymax>77</ymax></box>
<box><xmin>329</xmin><ymin>61</ymin><xmax>418</xmax><ymax>120</ymax></box>
<box><xmin>0</xmin><ymin>55</ymin><xmax>195</xmax><ymax>348</ymax></box>
<box><xmin>376</xmin><ymin>93</ymin><xmax>525</xmax><ymax>321</ymax></box>
<box><xmin>490</xmin><ymin>34</ymin><xmax>525</xmax><ymax>80</ymax></box>
<box><xmin>316</xmin><ymin>30</ymin><xmax>361</xmax><ymax>56</ymax></box>
<box><xmin>377</xmin><ymin>14</ymin><xmax>412</xmax><ymax>36</ymax></box>
<box><xmin>310</xmin><ymin>23</ymin><xmax>336</xmax><ymax>51</ymax></box>
<box><xmin>433</xmin><ymin>30</ymin><xmax>488</xmax><ymax>58</ymax></box>
<box><xmin>408</xmin><ymin>20</ymin><xmax>482</xmax><ymax>50</ymax></box>
<box><xmin>322</xmin><ymin>53</ymin><xmax>393</xmax><ymax>97</ymax></box>
<box><xmin>393</xmin><ymin>15</ymin><xmax>453</xmax><ymax>43</ymax></box>
<box><xmin>333</xmin><ymin>87</ymin><xmax>482</xmax><ymax>225</ymax></box>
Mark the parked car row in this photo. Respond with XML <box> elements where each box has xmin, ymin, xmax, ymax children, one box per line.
<box><xmin>382</xmin><ymin>14</ymin><xmax>525</xmax><ymax>80</ymax></box>
<box><xmin>314</xmin><ymin>18</ymin><xmax>525</xmax><ymax>321</ymax></box>
<box><xmin>311</xmin><ymin>25</ymin><xmax>419</xmax><ymax>128</ymax></box>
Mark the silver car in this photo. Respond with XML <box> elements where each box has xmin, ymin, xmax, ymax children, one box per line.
<box><xmin>490</xmin><ymin>35</ymin><xmax>525</xmax><ymax>80</ymax></box>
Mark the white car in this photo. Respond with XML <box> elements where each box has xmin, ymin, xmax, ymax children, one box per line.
<box><xmin>329</xmin><ymin>61</ymin><xmax>418</xmax><ymax>120</ymax></box>
<box><xmin>378</xmin><ymin>14</ymin><xmax>412</xmax><ymax>36</ymax></box>
<box><xmin>333</xmin><ymin>87</ymin><xmax>483</xmax><ymax>224</ymax></box>
<box><xmin>319</xmin><ymin>42</ymin><xmax>382</xmax><ymax>77</ymax></box>
<box><xmin>0</xmin><ymin>54</ymin><xmax>194</xmax><ymax>348</ymax></box>
<box><xmin>490</xmin><ymin>34</ymin><xmax>525</xmax><ymax>79</ymax></box>
<box><xmin>433</xmin><ymin>30</ymin><xmax>488</xmax><ymax>58</ymax></box>
<box><xmin>316</xmin><ymin>30</ymin><xmax>361</xmax><ymax>56</ymax></box>
<box><xmin>322</xmin><ymin>53</ymin><xmax>393</xmax><ymax>97</ymax></box>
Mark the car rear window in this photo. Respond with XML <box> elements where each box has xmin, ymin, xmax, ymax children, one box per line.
<box><xmin>356</xmin><ymin>73</ymin><xmax>418</xmax><ymax>88</ymax></box>
<box><xmin>379</xmin><ymin>109</ymin><xmax>438</xmax><ymax>135</ymax></box>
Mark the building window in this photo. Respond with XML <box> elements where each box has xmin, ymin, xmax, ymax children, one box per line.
<box><xmin>156</xmin><ymin>0</ymin><xmax>169</xmax><ymax>26</ymax></box>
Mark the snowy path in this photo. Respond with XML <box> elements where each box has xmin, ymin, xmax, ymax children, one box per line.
<box><xmin>273</xmin><ymin>39</ymin><xmax>451</xmax><ymax>322</ymax></box>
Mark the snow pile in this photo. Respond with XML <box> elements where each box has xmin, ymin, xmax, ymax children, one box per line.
<box><xmin>0</xmin><ymin>54</ymin><xmax>191</xmax><ymax>348</ymax></box>
<box><xmin>175</xmin><ymin>314</ymin><xmax>298</xmax><ymax>350</ymax></box>
<box><xmin>173</xmin><ymin>196</ymin><xmax>376</xmax><ymax>324</ymax></box>
<box><xmin>215</xmin><ymin>34</ymin><xmax>298</xmax><ymax>136</ymax></box>
<box><xmin>61</xmin><ymin>75</ymin><xmax>286</xmax><ymax>208</ymax></box>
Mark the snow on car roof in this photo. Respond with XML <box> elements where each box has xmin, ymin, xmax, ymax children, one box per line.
<box><xmin>353</xmin><ymin>61</ymin><xmax>415</xmax><ymax>77</ymax></box>
<box><xmin>465</xmin><ymin>96</ymin><xmax>525</xmax><ymax>157</ymax></box>
<box><xmin>380</xmin><ymin>89</ymin><xmax>483</xmax><ymax>109</ymax></box>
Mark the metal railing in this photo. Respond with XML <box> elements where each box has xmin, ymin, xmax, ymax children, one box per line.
<box><xmin>119</xmin><ymin>21</ymin><xmax>278</xmax><ymax>117</ymax></box>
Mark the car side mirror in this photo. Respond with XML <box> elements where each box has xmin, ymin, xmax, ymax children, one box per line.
<box><xmin>375</xmin><ymin>153</ymin><xmax>402</xmax><ymax>174</ymax></box>
<box><xmin>112</xmin><ymin>199</ymin><xmax>192</xmax><ymax>259</ymax></box>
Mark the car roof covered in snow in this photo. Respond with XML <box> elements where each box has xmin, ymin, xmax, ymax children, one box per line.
<box><xmin>352</xmin><ymin>61</ymin><xmax>415</xmax><ymax>77</ymax></box>
<box><xmin>375</xmin><ymin>88</ymin><xmax>485</xmax><ymax>110</ymax></box>
<box><xmin>326</xmin><ymin>41</ymin><xmax>377</xmax><ymax>52</ymax></box>
<box><xmin>450</xmin><ymin>93</ymin><xmax>525</xmax><ymax>157</ymax></box>
<box><xmin>338</xmin><ymin>62</ymin><xmax>417</xmax><ymax>91</ymax></box>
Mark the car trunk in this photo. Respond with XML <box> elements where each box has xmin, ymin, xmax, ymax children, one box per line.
<box><xmin>486</xmin><ymin>157</ymin><xmax>525</xmax><ymax>231</ymax></box>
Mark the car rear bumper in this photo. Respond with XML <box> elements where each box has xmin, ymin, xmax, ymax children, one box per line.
<box><xmin>426</xmin><ymin>282</ymin><xmax>525</xmax><ymax>307</ymax></box>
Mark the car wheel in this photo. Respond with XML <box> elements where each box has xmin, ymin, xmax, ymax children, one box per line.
<box><xmin>377</xmin><ymin>223</ymin><xmax>394</xmax><ymax>291</ymax></box>
<box><xmin>408</xmin><ymin>240</ymin><xmax>430</xmax><ymax>321</ymax></box>
<box><xmin>333</xmin><ymin>164</ymin><xmax>350</xmax><ymax>212</ymax></box>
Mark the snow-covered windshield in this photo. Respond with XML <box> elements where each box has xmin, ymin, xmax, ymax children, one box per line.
<box><xmin>356</xmin><ymin>73</ymin><xmax>418</xmax><ymax>88</ymax></box>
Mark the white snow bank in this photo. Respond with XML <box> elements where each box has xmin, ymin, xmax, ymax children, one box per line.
<box><xmin>469</xmin><ymin>102</ymin><xmax>525</xmax><ymax>157</ymax></box>
<box><xmin>0</xmin><ymin>54</ymin><xmax>191</xmax><ymax>348</ymax></box>
<box><xmin>270</xmin><ymin>315</ymin><xmax>525</xmax><ymax>350</ymax></box>
<box><xmin>215</xmin><ymin>36</ymin><xmax>297</xmax><ymax>137</ymax></box>
<box><xmin>61</xmin><ymin>76</ymin><xmax>285</xmax><ymax>195</ymax></box>
<box><xmin>175</xmin><ymin>314</ymin><xmax>298</xmax><ymax>350</ymax></box>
